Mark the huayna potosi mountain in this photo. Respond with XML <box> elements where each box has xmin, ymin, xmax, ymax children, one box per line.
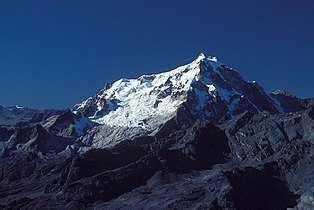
<box><xmin>75</xmin><ymin>53</ymin><xmax>294</xmax><ymax>126</ymax></box>
<box><xmin>73</xmin><ymin>53</ymin><xmax>309</xmax><ymax>148</ymax></box>
<box><xmin>0</xmin><ymin>53</ymin><xmax>313</xmax><ymax>209</ymax></box>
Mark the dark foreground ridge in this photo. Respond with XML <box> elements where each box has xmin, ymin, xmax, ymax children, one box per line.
<box><xmin>0</xmin><ymin>54</ymin><xmax>313</xmax><ymax>209</ymax></box>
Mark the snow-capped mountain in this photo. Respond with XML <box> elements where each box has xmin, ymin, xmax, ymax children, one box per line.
<box><xmin>75</xmin><ymin>53</ymin><xmax>305</xmax><ymax>130</ymax></box>
<box><xmin>1</xmin><ymin>52</ymin><xmax>313</xmax><ymax>210</ymax></box>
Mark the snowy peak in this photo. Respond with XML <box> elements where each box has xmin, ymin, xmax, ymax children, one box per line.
<box><xmin>75</xmin><ymin>54</ymin><xmax>203</xmax><ymax>128</ymax></box>
<box><xmin>75</xmin><ymin>53</ymin><xmax>299</xmax><ymax>130</ymax></box>
<box><xmin>195</xmin><ymin>53</ymin><xmax>206</xmax><ymax>62</ymax></box>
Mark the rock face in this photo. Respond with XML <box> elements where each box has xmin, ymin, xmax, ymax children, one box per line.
<box><xmin>294</xmin><ymin>187</ymin><xmax>314</xmax><ymax>209</ymax></box>
<box><xmin>270</xmin><ymin>90</ymin><xmax>307</xmax><ymax>113</ymax></box>
<box><xmin>0</xmin><ymin>53</ymin><xmax>313</xmax><ymax>209</ymax></box>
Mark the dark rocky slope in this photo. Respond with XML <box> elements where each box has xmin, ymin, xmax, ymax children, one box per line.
<box><xmin>0</xmin><ymin>107</ymin><xmax>313</xmax><ymax>209</ymax></box>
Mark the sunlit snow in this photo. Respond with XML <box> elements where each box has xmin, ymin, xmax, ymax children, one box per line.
<box><xmin>75</xmin><ymin>53</ymin><xmax>283</xmax><ymax>128</ymax></box>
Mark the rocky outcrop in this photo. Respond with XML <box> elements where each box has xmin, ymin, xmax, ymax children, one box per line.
<box><xmin>292</xmin><ymin>187</ymin><xmax>314</xmax><ymax>209</ymax></box>
<box><xmin>0</xmin><ymin>119</ymin><xmax>234</xmax><ymax>209</ymax></box>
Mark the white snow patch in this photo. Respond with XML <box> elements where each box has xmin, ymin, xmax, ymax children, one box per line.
<box><xmin>207</xmin><ymin>56</ymin><xmax>218</xmax><ymax>62</ymax></box>
<box><xmin>74</xmin><ymin>117</ymin><xmax>97</xmax><ymax>136</ymax></box>
<box><xmin>207</xmin><ymin>85</ymin><xmax>217</xmax><ymax>99</ymax></box>
<box><xmin>207</xmin><ymin>84</ymin><xmax>216</xmax><ymax>92</ymax></box>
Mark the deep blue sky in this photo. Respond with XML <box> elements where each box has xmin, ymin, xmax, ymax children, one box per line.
<box><xmin>1</xmin><ymin>0</ymin><xmax>313</xmax><ymax>109</ymax></box>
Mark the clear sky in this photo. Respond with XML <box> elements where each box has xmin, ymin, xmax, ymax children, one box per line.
<box><xmin>1</xmin><ymin>0</ymin><xmax>313</xmax><ymax>109</ymax></box>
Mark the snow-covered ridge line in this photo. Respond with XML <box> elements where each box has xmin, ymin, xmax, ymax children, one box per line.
<box><xmin>75</xmin><ymin>52</ymin><xmax>298</xmax><ymax>130</ymax></box>
<box><xmin>75</xmin><ymin>53</ymin><xmax>211</xmax><ymax>127</ymax></box>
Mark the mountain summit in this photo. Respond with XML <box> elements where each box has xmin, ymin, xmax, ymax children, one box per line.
<box><xmin>75</xmin><ymin>53</ymin><xmax>305</xmax><ymax>130</ymax></box>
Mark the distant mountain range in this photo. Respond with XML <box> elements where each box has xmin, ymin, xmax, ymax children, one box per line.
<box><xmin>0</xmin><ymin>53</ymin><xmax>313</xmax><ymax>209</ymax></box>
